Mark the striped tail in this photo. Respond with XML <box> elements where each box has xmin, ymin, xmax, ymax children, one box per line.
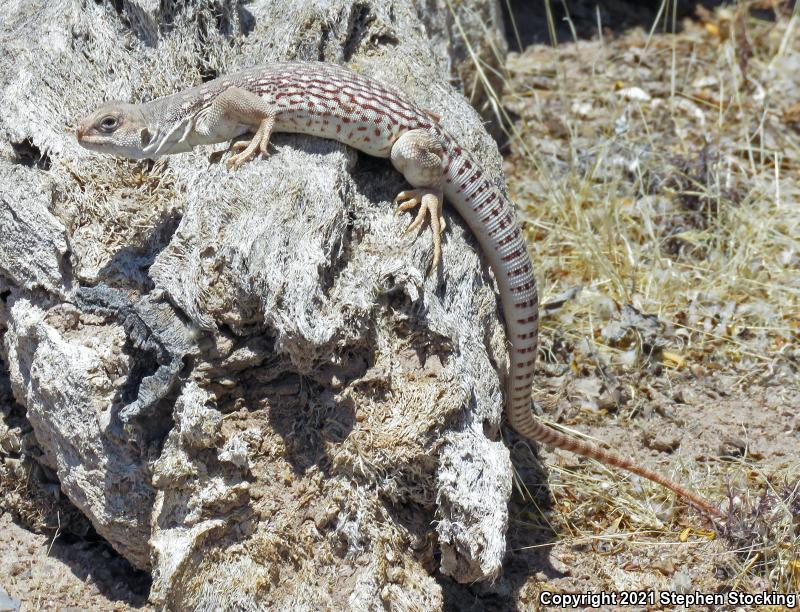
<box><xmin>513</xmin><ymin>417</ymin><xmax>724</xmax><ymax>518</ymax></box>
<box><xmin>442</xmin><ymin>146</ymin><xmax>722</xmax><ymax>519</ymax></box>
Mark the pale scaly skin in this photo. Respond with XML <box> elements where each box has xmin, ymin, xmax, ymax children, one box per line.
<box><xmin>76</xmin><ymin>61</ymin><xmax>722</xmax><ymax>519</ymax></box>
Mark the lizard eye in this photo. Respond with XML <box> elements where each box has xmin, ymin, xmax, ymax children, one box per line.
<box><xmin>99</xmin><ymin>116</ymin><xmax>118</xmax><ymax>131</ymax></box>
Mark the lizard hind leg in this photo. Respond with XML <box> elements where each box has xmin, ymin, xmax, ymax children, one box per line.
<box><xmin>390</xmin><ymin>129</ymin><xmax>447</xmax><ymax>269</ymax></box>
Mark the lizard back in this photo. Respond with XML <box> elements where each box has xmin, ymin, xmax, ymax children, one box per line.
<box><xmin>161</xmin><ymin>61</ymin><xmax>541</xmax><ymax>425</ymax></box>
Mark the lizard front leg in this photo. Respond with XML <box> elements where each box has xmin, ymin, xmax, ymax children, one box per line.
<box><xmin>198</xmin><ymin>86</ymin><xmax>277</xmax><ymax>169</ymax></box>
<box><xmin>390</xmin><ymin>129</ymin><xmax>446</xmax><ymax>269</ymax></box>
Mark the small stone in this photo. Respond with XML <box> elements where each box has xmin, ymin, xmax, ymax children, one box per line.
<box><xmin>673</xmin><ymin>387</ymin><xmax>696</xmax><ymax>404</ymax></box>
<box><xmin>641</xmin><ymin>430</ymin><xmax>680</xmax><ymax>453</ymax></box>
<box><xmin>651</xmin><ymin>558</ymin><xmax>675</xmax><ymax>576</ymax></box>
<box><xmin>617</xmin><ymin>86</ymin><xmax>651</xmax><ymax>102</ymax></box>
<box><xmin>718</xmin><ymin>437</ymin><xmax>747</xmax><ymax>459</ymax></box>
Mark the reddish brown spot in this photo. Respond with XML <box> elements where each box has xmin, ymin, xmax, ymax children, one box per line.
<box><xmin>501</xmin><ymin>248</ymin><xmax>523</xmax><ymax>262</ymax></box>
<box><xmin>336</xmin><ymin>125</ymin><xmax>341</xmax><ymax>133</ymax></box>
<box><xmin>348</xmin><ymin>100</ymin><xmax>415</xmax><ymax>123</ymax></box>
<box><xmin>356</xmin><ymin>126</ymin><xmax>367</xmax><ymax>131</ymax></box>
<box><xmin>306</xmin><ymin>119</ymin><xmax>312</xmax><ymax>127</ymax></box>
<box><xmin>516</xmin><ymin>315</ymin><xmax>537</xmax><ymax>324</ymax></box>
<box><xmin>363</xmin><ymin>136</ymin><xmax>371</xmax><ymax>142</ymax></box>
<box><xmin>374</xmin><ymin>128</ymin><xmax>381</xmax><ymax>137</ymax></box>
<box><xmin>511</xmin><ymin>281</ymin><xmax>536</xmax><ymax>294</ymax></box>
<box><xmin>475</xmin><ymin>193</ymin><xmax>497</xmax><ymax>212</ymax></box>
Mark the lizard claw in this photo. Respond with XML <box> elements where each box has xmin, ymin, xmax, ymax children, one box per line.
<box><xmin>226</xmin><ymin>136</ymin><xmax>270</xmax><ymax>169</ymax></box>
<box><xmin>230</xmin><ymin>139</ymin><xmax>273</xmax><ymax>155</ymax></box>
<box><xmin>225</xmin><ymin>115</ymin><xmax>274</xmax><ymax>169</ymax></box>
<box><xmin>394</xmin><ymin>188</ymin><xmax>445</xmax><ymax>270</ymax></box>
<box><xmin>230</xmin><ymin>141</ymin><xmax>251</xmax><ymax>153</ymax></box>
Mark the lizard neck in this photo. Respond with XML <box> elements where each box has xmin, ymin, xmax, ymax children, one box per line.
<box><xmin>139</xmin><ymin>97</ymin><xmax>195</xmax><ymax>158</ymax></box>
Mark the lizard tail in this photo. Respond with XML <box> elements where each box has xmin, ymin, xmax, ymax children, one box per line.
<box><xmin>508</xmin><ymin>404</ymin><xmax>725</xmax><ymax>519</ymax></box>
<box><xmin>439</xmin><ymin>143</ymin><xmax>720</xmax><ymax>520</ymax></box>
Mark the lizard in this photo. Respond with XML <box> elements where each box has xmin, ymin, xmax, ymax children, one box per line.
<box><xmin>76</xmin><ymin>61</ymin><xmax>722</xmax><ymax>519</ymax></box>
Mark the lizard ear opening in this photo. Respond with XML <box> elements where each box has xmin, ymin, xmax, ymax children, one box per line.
<box><xmin>140</xmin><ymin>127</ymin><xmax>152</xmax><ymax>147</ymax></box>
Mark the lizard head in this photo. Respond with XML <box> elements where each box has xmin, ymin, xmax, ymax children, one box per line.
<box><xmin>76</xmin><ymin>102</ymin><xmax>155</xmax><ymax>159</ymax></box>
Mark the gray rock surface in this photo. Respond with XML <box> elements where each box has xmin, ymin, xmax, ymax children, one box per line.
<box><xmin>0</xmin><ymin>0</ymin><xmax>516</xmax><ymax>606</ymax></box>
<box><xmin>0</xmin><ymin>586</ymin><xmax>20</xmax><ymax>612</ymax></box>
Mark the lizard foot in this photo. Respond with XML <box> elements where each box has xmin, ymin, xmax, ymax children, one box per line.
<box><xmin>230</xmin><ymin>139</ymin><xmax>276</xmax><ymax>154</ymax></box>
<box><xmin>394</xmin><ymin>188</ymin><xmax>446</xmax><ymax>269</ymax></box>
<box><xmin>226</xmin><ymin>115</ymin><xmax>275</xmax><ymax>169</ymax></box>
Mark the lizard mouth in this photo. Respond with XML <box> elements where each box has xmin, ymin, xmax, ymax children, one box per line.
<box><xmin>76</xmin><ymin>122</ymin><xmax>103</xmax><ymax>149</ymax></box>
<box><xmin>76</xmin><ymin>133</ymin><xmax>107</xmax><ymax>152</ymax></box>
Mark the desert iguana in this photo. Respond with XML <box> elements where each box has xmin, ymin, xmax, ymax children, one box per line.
<box><xmin>76</xmin><ymin>61</ymin><xmax>721</xmax><ymax>518</ymax></box>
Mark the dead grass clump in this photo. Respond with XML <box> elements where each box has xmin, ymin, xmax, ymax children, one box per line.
<box><xmin>719</xmin><ymin>467</ymin><xmax>800</xmax><ymax>593</ymax></box>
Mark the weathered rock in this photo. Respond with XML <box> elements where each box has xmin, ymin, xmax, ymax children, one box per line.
<box><xmin>3</xmin><ymin>296</ymin><xmax>154</xmax><ymax>568</ymax></box>
<box><xmin>0</xmin><ymin>0</ymin><xmax>517</xmax><ymax>607</ymax></box>
<box><xmin>0</xmin><ymin>166</ymin><xmax>70</xmax><ymax>296</ymax></box>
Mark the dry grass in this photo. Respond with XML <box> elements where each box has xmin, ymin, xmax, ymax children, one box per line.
<box><xmin>467</xmin><ymin>0</ymin><xmax>800</xmax><ymax>598</ymax></box>
<box><xmin>505</xmin><ymin>3</ymin><xmax>798</xmax><ymax>370</ymax></box>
